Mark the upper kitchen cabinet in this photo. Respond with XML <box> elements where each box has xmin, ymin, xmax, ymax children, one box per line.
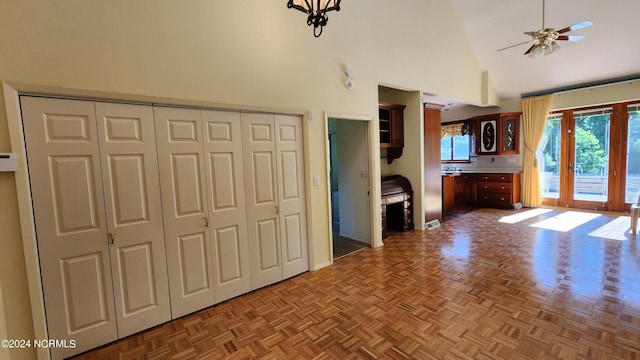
<box><xmin>500</xmin><ymin>113</ymin><xmax>520</xmax><ymax>155</ymax></box>
<box><xmin>379</xmin><ymin>103</ymin><xmax>406</xmax><ymax>164</ymax></box>
<box><xmin>379</xmin><ymin>103</ymin><xmax>405</xmax><ymax>148</ymax></box>
<box><xmin>476</xmin><ymin>114</ymin><xmax>500</xmax><ymax>155</ymax></box>
<box><xmin>474</xmin><ymin>112</ymin><xmax>521</xmax><ymax>155</ymax></box>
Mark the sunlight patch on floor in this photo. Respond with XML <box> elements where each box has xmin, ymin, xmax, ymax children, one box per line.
<box><xmin>588</xmin><ymin>216</ymin><xmax>630</xmax><ymax>241</ymax></box>
<box><xmin>530</xmin><ymin>211</ymin><xmax>601</xmax><ymax>232</ymax></box>
<box><xmin>499</xmin><ymin>208</ymin><xmax>553</xmax><ymax>224</ymax></box>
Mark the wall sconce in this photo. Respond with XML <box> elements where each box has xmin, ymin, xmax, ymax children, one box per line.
<box><xmin>287</xmin><ymin>0</ymin><xmax>342</xmax><ymax>38</ymax></box>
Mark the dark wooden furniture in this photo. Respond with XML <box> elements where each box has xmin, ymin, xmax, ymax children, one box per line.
<box><xmin>379</xmin><ymin>103</ymin><xmax>405</xmax><ymax>164</ymax></box>
<box><xmin>476</xmin><ymin>172</ymin><xmax>522</xmax><ymax>208</ymax></box>
<box><xmin>452</xmin><ymin>172</ymin><xmax>521</xmax><ymax>208</ymax></box>
<box><xmin>477</xmin><ymin>115</ymin><xmax>499</xmax><ymax>155</ymax></box>
<box><xmin>454</xmin><ymin>174</ymin><xmax>477</xmax><ymax>204</ymax></box>
<box><xmin>442</xmin><ymin>175</ymin><xmax>456</xmax><ymax>213</ymax></box>
<box><xmin>500</xmin><ymin>113</ymin><xmax>519</xmax><ymax>154</ymax></box>
<box><xmin>471</xmin><ymin>112</ymin><xmax>521</xmax><ymax>155</ymax></box>
<box><xmin>381</xmin><ymin>175</ymin><xmax>414</xmax><ymax>239</ymax></box>
<box><xmin>424</xmin><ymin>104</ymin><xmax>443</xmax><ymax>223</ymax></box>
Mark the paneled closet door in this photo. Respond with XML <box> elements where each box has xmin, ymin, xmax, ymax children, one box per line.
<box><xmin>242</xmin><ymin>113</ymin><xmax>283</xmax><ymax>289</ymax></box>
<box><xmin>275</xmin><ymin>115</ymin><xmax>309</xmax><ymax>279</ymax></box>
<box><xmin>154</xmin><ymin>107</ymin><xmax>216</xmax><ymax>318</ymax></box>
<box><xmin>21</xmin><ymin>97</ymin><xmax>117</xmax><ymax>359</ymax></box>
<box><xmin>94</xmin><ymin>103</ymin><xmax>171</xmax><ymax>336</ymax></box>
<box><xmin>202</xmin><ymin>110</ymin><xmax>251</xmax><ymax>302</ymax></box>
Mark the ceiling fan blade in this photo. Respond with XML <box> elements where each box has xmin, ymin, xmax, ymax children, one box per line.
<box><xmin>524</xmin><ymin>43</ymin><xmax>538</xmax><ymax>55</ymax></box>
<box><xmin>556</xmin><ymin>35</ymin><xmax>585</xmax><ymax>41</ymax></box>
<box><xmin>497</xmin><ymin>40</ymin><xmax>534</xmax><ymax>52</ymax></box>
<box><xmin>557</xmin><ymin>20</ymin><xmax>593</xmax><ymax>34</ymax></box>
<box><xmin>524</xmin><ymin>31</ymin><xmax>539</xmax><ymax>37</ymax></box>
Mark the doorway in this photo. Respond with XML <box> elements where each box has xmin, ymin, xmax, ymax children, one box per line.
<box><xmin>328</xmin><ymin>118</ymin><xmax>371</xmax><ymax>259</ymax></box>
<box><xmin>539</xmin><ymin>103</ymin><xmax>640</xmax><ymax>212</ymax></box>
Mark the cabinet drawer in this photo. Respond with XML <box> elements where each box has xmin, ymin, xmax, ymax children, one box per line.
<box><xmin>477</xmin><ymin>182</ymin><xmax>511</xmax><ymax>193</ymax></box>
<box><xmin>455</xmin><ymin>174</ymin><xmax>476</xmax><ymax>183</ymax></box>
<box><xmin>478</xmin><ymin>192</ymin><xmax>512</xmax><ymax>206</ymax></box>
<box><xmin>477</xmin><ymin>174</ymin><xmax>512</xmax><ymax>182</ymax></box>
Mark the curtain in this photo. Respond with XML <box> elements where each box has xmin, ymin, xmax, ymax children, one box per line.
<box><xmin>441</xmin><ymin>123</ymin><xmax>463</xmax><ymax>139</ymax></box>
<box><xmin>521</xmin><ymin>94</ymin><xmax>554</xmax><ymax>207</ymax></box>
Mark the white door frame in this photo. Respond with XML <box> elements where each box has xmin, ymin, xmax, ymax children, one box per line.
<box><xmin>323</xmin><ymin>111</ymin><xmax>381</xmax><ymax>261</ymax></box>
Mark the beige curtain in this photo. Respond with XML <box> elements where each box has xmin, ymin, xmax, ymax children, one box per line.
<box><xmin>521</xmin><ymin>94</ymin><xmax>554</xmax><ymax>207</ymax></box>
<box><xmin>441</xmin><ymin>123</ymin><xmax>463</xmax><ymax>139</ymax></box>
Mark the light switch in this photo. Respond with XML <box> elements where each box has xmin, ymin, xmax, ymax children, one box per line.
<box><xmin>313</xmin><ymin>175</ymin><xmax>320</xmax><ymax>186</ymax></box>
<box><xmin>0</xmin><ymin>153</ymin><xmax>17</xmax><ymax>172</ymax></box>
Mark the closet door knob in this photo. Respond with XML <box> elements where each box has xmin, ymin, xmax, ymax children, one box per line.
<box><xmin>204</xmin><ymin>217</ymin><xmax>209</xmax><ymax>227</ymax></box>
<box><xmin>108</xmin><ymin>233</ymin><xmax>115</xmax><ymax>244</ymax></box>
<box><xmin>274</xmin><ymin>206</ymin><xmax>279</xmax><ymax>214</ymax></box>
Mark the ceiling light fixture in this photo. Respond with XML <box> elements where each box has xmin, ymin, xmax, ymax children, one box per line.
<box><xmin>287</xmin><ymin>0</ymin><xmax>341</xmax><ymax>38</ymax></box>
<box><xmin>497</xmin><ymin>0</ymin><xmax>592</xmax><ymax>56</ymax></box>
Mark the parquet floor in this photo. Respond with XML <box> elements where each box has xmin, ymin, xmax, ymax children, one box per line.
<box><xmin>72</xmin><ymin>207</ymin><xmax>640</xmax><ymax>359</ymax></box>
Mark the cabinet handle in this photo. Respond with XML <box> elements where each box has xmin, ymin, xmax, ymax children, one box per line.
<box><xmin>204</xmin><ymin>217</ymin><xmax>209</xmax><ymax>227</ymax></box>
<box><xmin>108</xmin><ymin>233</ymin><xmax>114</xmax><ymax>244</ymax></box>
<box><xmin>500</xmin><ymin>197</ymin><xmax>505</xmax><ymax>201</ymax></box>
<box><xmin>501</xmin><ymin>186</ymin><xmax>505</xmax><ymax>190</ymax></box>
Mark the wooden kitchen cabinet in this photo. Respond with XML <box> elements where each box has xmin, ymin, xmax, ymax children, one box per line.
<box><xmin>476</xmin><ymin>173</ymin><xmax>521</xmax><ymax>208</ymax></box>
<box><xmin>472</xmin><ymin>112</ymin><xmax>521</xmax><ymax>155</ymax></box>
<box><xmin>500</xmin><ymin>113</ymin><xmax>520</xmax><ymax>154</ymax></box>
<box><xmin>380</xmin><ymin>103</ymin><xmax>406</xmax><ymax>164</ymax></box>
<box><xmin>379</xmin><ymin>103</ymin><xmax>405</xmax><ymax>148</ymax></box>
<box><xmin>442</xmin><ymin>175</ymin><xmax>456</xmax><ymax>213</ymax></box>
<box><xmin>454</xmin><ymin>174</ymin><xmax>476</xmax><ymax>204</ymax></box>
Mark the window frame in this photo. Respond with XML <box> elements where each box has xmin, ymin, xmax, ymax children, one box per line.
<box><xmin>441</xmin><ymin>120</ymin><xmax>472</xmax><ymax>163</ymax></box>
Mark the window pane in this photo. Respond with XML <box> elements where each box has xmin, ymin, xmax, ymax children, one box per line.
<box><xmin>452</xmin><ymin>135</ymin><xmax>470</xmax><ymax>160</ymax></box>
<box><xmin>626</xmin><ymin>106</ymin><xmax>640</xmax><ymax>203</ymax></box>
<box><xmin>441</xmin><ymin>137</ymin><xmax>452</xmax><ymax>161</ymax></box>
<box><xmin>573</xmin><ymin>112</ymin><xmax>609</xmax><ymax>202</ymax></box>
<box><xmin>539</xmin><ymin>116</ymin><xmax>561</xmax><ymax>199</ymax></box>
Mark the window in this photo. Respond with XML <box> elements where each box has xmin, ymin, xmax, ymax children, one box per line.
<box><xmin>626</xmin><ymin>104</ymin><xmax>640</xmax><ymax>203</ymax></box>
<box><xmin>538</xmin><ymin>114</ymin><xmax>562</xmax><ymax>199</ymax></box>
<box><xmin>441</xmin><ymin>122</ymin><xmax>470</xmax><ymax>162</ymax></box>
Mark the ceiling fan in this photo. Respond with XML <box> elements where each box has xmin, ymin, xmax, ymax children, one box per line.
<box><xmin>498</xmin><ymin>0</ymin><xmax>593</xmax><ymax>55</ymax></box>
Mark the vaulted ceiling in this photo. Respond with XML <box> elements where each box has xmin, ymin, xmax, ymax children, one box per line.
<box><xmin>444</xmin><ymin>0</ymin><xmax>640</xmax><ymax>104</ymax></box>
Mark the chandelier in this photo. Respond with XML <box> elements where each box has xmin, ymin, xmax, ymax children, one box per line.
<box><xmin>287</xmin><ymin>0</ymin><xmax>342</xmax><ymax>37</ymax></box>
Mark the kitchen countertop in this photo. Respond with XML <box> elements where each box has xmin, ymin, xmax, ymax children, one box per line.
<box><xmin>442</xmin><ymin>169</ymin><xmax>522</xmax><ymax>176</ymax></box>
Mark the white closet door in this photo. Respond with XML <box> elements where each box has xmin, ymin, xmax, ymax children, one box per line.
<box><xmin>21</xmin><ymin>97</ymin><xmax>117</xmax><ymax>359</ymax></box>
<box><xmin>275</xmin><ymin>115</ymin><xmax>309</xmax><ymax>278</ymax></box>
<box><xmin>202</xmin><ymin>110</ymin><xmax>251</xmax><ymax>302</ymax></box>
<box><xmin>242</xmin><ymin>113</ymin><xmax>283</xmax><ymax>289</ymax></box>
<box><xmin>154</xmin><ymin>107</ymin><xmax>216</xmax><ymax>317</ymax></box>
<box><xmin>94</xmin><ymin>103</ymin><xmax>171</xmax><ymax>336</ymax></box>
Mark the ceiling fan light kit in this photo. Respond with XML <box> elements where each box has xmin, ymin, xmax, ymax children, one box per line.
<box><xmin>498</xmin><ymin>0</ymin><xmax>593</xmax><ymax>56</ymax></box>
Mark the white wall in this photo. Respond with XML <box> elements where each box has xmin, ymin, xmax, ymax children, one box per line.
<box><xmin>551</xmin><ymin>79</ymin><xmax>640</xmax><ymax>110</ymax></box>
